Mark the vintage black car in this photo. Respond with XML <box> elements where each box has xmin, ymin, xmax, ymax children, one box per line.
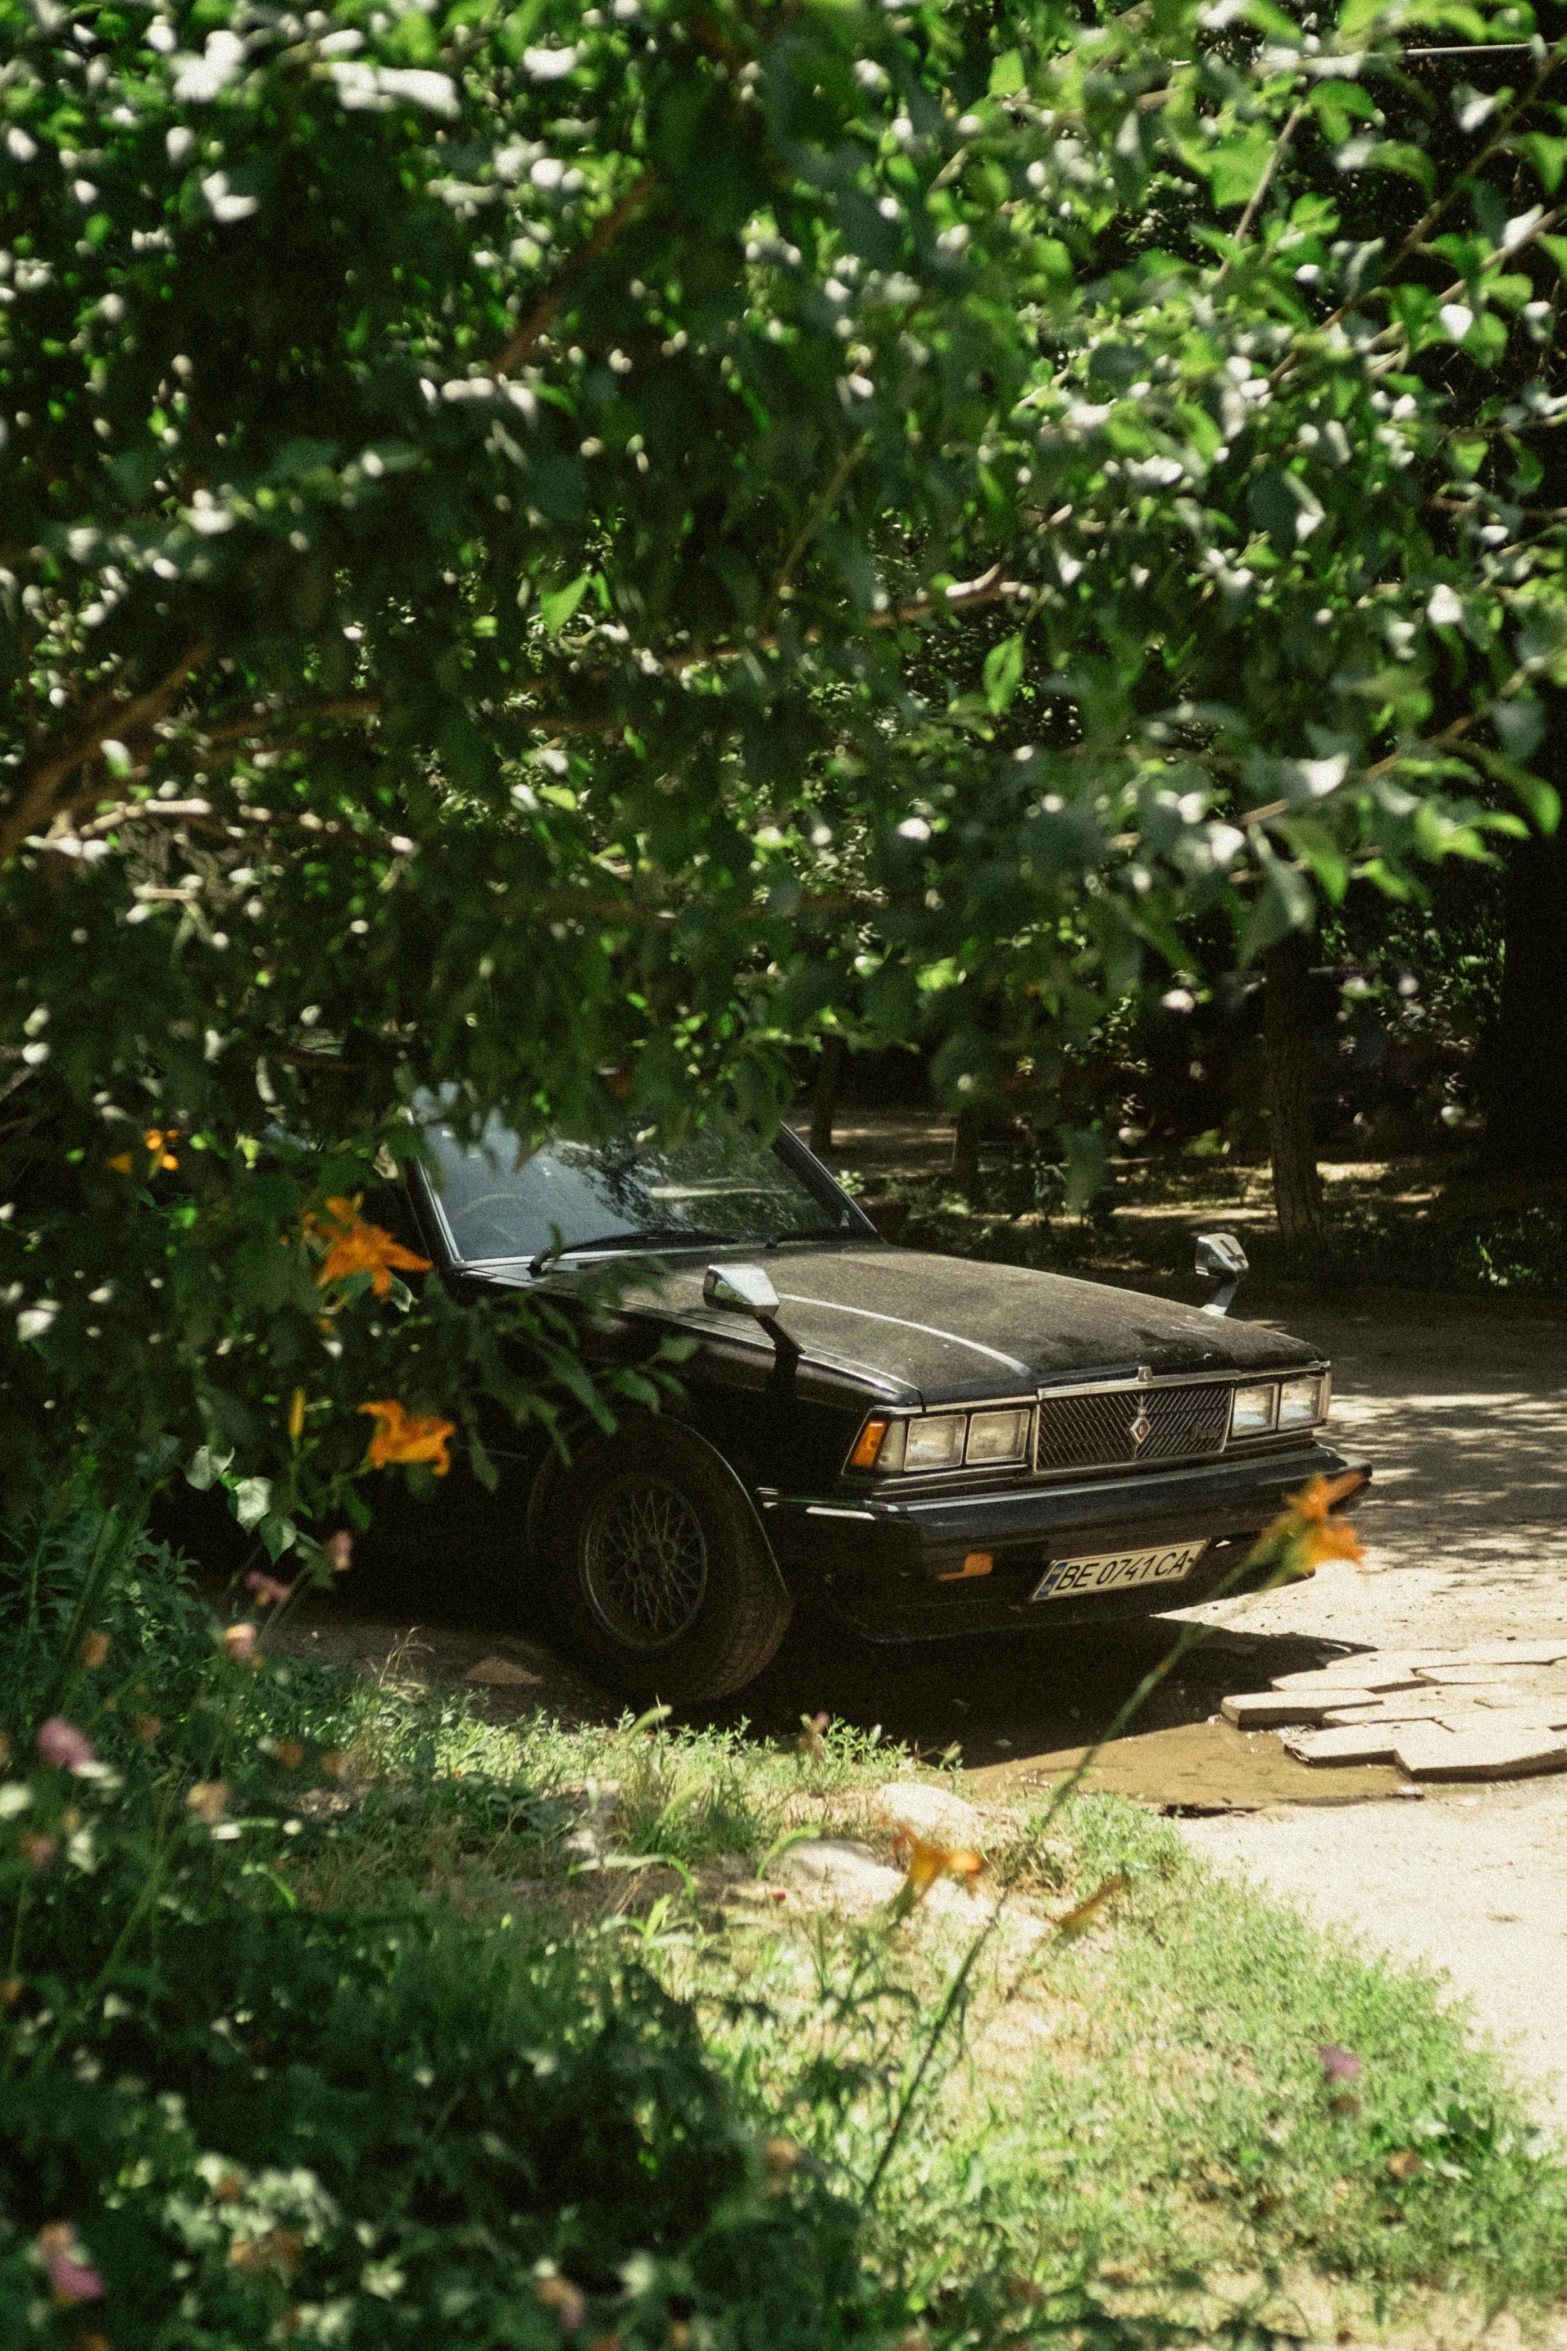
<box><xmin>383</xmin><ymin>1115</ymin><xmax>1364</xmax><ymax>1703</ymax></box>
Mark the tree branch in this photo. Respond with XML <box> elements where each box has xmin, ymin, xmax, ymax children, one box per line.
<box><xmin>0</xmin><ymin>643</ymin><xmax>211</xmax><ymax>870</ymax></box>
<box><xmin>492</xmin><ymin>171</ymin><xmax>658</xmax><ymax>377</ymax></box>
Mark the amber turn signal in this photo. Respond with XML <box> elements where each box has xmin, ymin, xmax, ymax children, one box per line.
<box><xmin>847</xmin><ymin>1418</ymin><xmax>889</xmax><ymax>1471</ymax></box>
<box><xmin>936</xmin><ymin>1551</ymin><xmax>994</xmax><ymax>1582</ymax></box>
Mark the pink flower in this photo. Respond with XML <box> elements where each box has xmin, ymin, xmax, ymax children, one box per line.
<box><xmin>37</xmin><ymin>2223</ymin><xmax>103</xmax><ymax>2305</ymax></box>
<box><xmin>35</xmin><ymin>1717</ymin><xmax>95</xmax><ymax>1773</ymax></box>
<box><xmin>535</xmin><ymin>2276</ymin><xmax>586</xmax><ymax>2332</ymax></box>
<box><xmin>1317</xmin><ymin>2043</ymin><xmax>1363</xmax><ymax>2084</ymax></box>
<box><xmin>327</xmin><ymin>1529</ymin><xmax>353</xmax><ymax>1573</ymax></box>
<box><xmin>244</xmin><ymin>1571</ymin><xmax>293</xmax><ymax>1607</ymax></box>
<box><xmin>224</xmin><ymin>1621</ymin><xmax>259</xmax><ymax>1665</ymax></box>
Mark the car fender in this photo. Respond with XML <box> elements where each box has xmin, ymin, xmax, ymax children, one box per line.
<box><xmin>523</xmin><ymin>1413</ymin><xmax>790</xmax><ymax>1601</ymax></box>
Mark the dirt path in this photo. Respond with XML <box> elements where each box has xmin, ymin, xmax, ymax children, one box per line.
<box><xmin>1169</xmin><ymin>1292</ymin><xmax>1567</xmax><ymax>2135</ymax></box>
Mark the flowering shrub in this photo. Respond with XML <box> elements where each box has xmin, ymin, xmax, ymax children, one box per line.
<box><xmin>0</xmin><ymin>1519</ymin><xmax>892</xmax><ymax>2351</ymax></box>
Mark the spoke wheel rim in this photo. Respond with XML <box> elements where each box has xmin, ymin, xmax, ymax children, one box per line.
<box><xmin>580</xmin><ymin>1474</ymin><xmax>709</xmax><ymax>1651</ymax></box>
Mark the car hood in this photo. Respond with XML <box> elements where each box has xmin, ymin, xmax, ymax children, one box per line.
<box><xmin>508</xmin><ymin>1243</ymin><xmax>1320</xmax><ymax>1402</ymax></box>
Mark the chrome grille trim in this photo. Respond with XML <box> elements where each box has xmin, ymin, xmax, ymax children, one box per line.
<box><xmin>1034</xmin><ymin>1378</ymin><xmax>1237</xmax><ymax>1477</ymax></box>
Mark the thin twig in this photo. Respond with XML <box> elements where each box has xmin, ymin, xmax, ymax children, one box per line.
<box><xmin>1270</xmin><ymin>50</ymin><xmax>1564</xmax><ymax>383</ymax></box>
<box><xmin>1213</xmin><ymin>101</ymin><xmax>1309</xmax><ymax>291</ymax></box>
<box><xmin>763</xmin><ymin>435</ymin><xmax>872</xmax><ymax>632</ymax></box>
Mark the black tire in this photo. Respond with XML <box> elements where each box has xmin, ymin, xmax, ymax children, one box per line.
<box><xmin>528</xmin><ymin>1422</ymin><xmax>793</xmax><ymax>1704</ymax></box>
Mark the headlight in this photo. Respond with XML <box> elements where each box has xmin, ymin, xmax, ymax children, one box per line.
<box><xmin>846</xmin><ymin>1406</ymin><xmax>1035</xmax><ymax>1475</ymax></box>
<box><xmin>903</xmin><ymin>1414</ymin><xmax>967</xmax><ymax>1470</ymax></box>
<box><xmin>965</xmin><ymin>1407</ymin><xmax>1031</xmax><ymax>1465</ymax></box>
<box><xmin>1278</xmin><ymin>1373</ymin><xmax>1328</xmax><ymax>1428</ymax></box>
<box><xmin>1229</xmin><ymin>1382</ymin><xmax>1278</xmax><ymax>1437</ymax></box>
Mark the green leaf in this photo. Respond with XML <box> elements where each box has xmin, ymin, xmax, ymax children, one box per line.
<box><xmin>1205</xmin><ymin>127</ymin><xmax>1277</xmax><ymax>212</ymax></box>
<box><xmin>982</xmin><ymin>633</ymin><xmax>1026</xmax><ymax>715</ymax></box>
<box><xmin>1363</xmin><ymin>140</ymin><xmax>1436</xmax><ymax>194</ymax></box>
<box><xmin>989</xmin><ymin>48</ymin><xmax>1026</xmax><ymax>96</ymax></box>
<box><xmin>539</xmin><ymin>573</ymin><xmax>591</xmax><ymax>636</ymax></box>
<box><xmin>1521</xmin><ymin>135</ymin><xmax>1567</xmax><ymax>195</ymax></box>
<box><xmin>233</xmin><ymin>1476</ymin><xmax>273</xmax><ymax>1531</ymax></box>
<box><xmin>186</xmin><ymin>1443</ymin><xmax>232</xmax><ymax>1492</ymax></box>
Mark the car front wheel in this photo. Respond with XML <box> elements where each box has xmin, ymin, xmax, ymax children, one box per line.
<box><xmin>530</xmin><ymin>1424</ymin><xmax>793</xmax><ymax>1703</ymax></box>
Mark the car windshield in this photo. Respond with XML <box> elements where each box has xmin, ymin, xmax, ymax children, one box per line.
<box><xmin>421</xmin><ymin>1114</ymin><xmax>855</xmax><ymax>1266</ymax></box>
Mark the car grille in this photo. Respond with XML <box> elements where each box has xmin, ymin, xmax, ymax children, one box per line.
<box><xmin>1034</xmin><ymin>1381</ymin><xmax>1233</xmax><ymax>1475</ymax></box>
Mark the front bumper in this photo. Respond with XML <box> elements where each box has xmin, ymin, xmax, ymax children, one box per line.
<box><xmin>760</xmin><ymin>1439</ymin><xmax>1367</xmax><ymax>1640</ymax></box>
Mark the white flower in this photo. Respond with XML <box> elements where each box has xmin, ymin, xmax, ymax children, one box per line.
<box><xmin>186</xmin><ymin>491</ymin><xmax>236</xmax><ymax>534</ymax></box>
<box><xmin>17</xmin><ymin>1301</ymin><xmax>59</xmax><ymax>1341</ymax></box>
<box><xmin>174</xmin><ymin>30</ymin><xmax>247</xmax><ymax>102</ymax></box>
<box><xmin>377</xmin><ymin>69</ymin><xmax>459</xmax><ymax>115</ymax></box>
<box><xmin>5</xmin><ymin>127</ymin><xmax>37</xmax><ymax>162</ymax></box>
<box><xmin>1427</xmin><ymin>583</ymin><xmax>1464</xmax><ymax>627</ymax></box>
<box><xmin>1439</xmin><ymin>302</ymin><xmax>1473</xmax><ymax>341</ymax></box>
<box><xmin>330</xmin><ymin>64</ymin><xmax>457</xmax><ymax>117</ymax></box>
<box><xmin>1296</xmin><ymin>753</ymin><xmax>1347</xmax><ymax>799</ymax></box>
<box><xmin>523</xmin><ymin>45</ymin><xmax>578</xmax><ymax>80</ymax></box>
<box><xmin>166</xmin><ymin>126</ymin><xmax>195</xmax><ymax>163</ymax></box>
<box><xmin>530</xmin><ymin>157</ymin><xmax>565</xmax><ymax>190</ymax></box>
<box><xmin>896</xmin><ymin>816</ymin><xmax>931</xmax><ymax>841</ymax></box>
<box><xmin>201</xmin><ymin>172</ymin><xmax>259</xmax><ymax>224</ymax></box>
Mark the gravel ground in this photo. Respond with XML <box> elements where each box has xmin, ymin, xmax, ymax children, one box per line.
<box><xmin>1174</xmin><ymin>1292</ymin><xmax>1567</xmax><ymax>2136</ymax></box>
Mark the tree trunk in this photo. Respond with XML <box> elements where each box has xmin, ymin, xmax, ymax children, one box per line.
<box><xmin>1263</xmin><ymin>931</ymin><xmax>1330</xmax><ymax>1256</ymax></box>
<box><xmin>808</xmin><ymin>1033</ymin><xmax>848</xmax><ymax>1159</ymax></box>
<box><xmin>1485</xmin><ymin>808</ymin><xmax>1567</xmax><ymax>1171</ymax></box>
<box><xmin>951</xmin><ymin>1102</ymin><xmax>982</xmax><ymax>1206</ymax></box>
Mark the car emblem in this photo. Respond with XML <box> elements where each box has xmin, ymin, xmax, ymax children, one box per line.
<box><xmin>1128</xmin><ymin>1407</ymin><xmax>1152</xmax><ymax>1448</ymax></box>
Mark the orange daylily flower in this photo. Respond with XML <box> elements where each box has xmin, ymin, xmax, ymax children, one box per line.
<box><xmin>1250</xmin><ymin>1468</ymin><xmax>1368</xmax><ymax>1580</ymax></box>
<box><xmin>306</xmin><ymin>1196</ymin><xmax>430</xmax><ymax>1296</ymax></box>
<box><xmin>890</xmin><ymin>1826</ymin><xmax>985</xmax><ymax>1915</ymax></box>
<box><xmin>107</xmin><ymin>1126</ymin><xmax>179</xmax><ymax>1175</ymax></box>
<box><xmin>358</xmin><ymin>1397</ymin><xmax>455</xmax><ymax>1475</ymax></box>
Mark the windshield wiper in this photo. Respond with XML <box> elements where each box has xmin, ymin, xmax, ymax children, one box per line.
<box><xmin>528</xmin><ymin>1225</ymin><xmax>729</xmax><ymax>1277</ymax></box>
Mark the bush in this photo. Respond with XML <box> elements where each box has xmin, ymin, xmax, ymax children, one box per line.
<box><xmin>0</xmin><ymin>1510</ymin><xmax>892</xmax><ymax>2350</ymax></box>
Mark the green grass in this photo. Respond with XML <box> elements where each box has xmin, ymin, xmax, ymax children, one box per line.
<box><xmin>7</xmin><ymin>1514</ymin><xmax>1566</xmax><ymax>2345</ymax></box>
<box><xmin>253</xmin><ymin>1659</ymin><xmax>1567</xmax><ymax>2338</ymax></box>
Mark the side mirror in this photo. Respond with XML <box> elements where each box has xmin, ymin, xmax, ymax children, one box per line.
<box><xmin>1195</xmin><ymin>1230</ymin><xmax>1248</xmax><ymax>1317</ymax></box>
<box><xmin>704</xmin><ymin>1262</ymin><xmax>800</xmax><ymax>1367</ymax></box>
<box><xmin>704</xmin><ymin>1262</ymin><xmax>781</xmax><ymax>1319</ymax></box>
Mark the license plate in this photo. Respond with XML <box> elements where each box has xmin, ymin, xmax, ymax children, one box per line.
<box><xmin>1030</xmin><ymin>1539</ymin><xmax>1207</xmax><ymax>1604</ymax></box>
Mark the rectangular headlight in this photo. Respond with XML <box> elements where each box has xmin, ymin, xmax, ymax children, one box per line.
<box><xmin>965</xmin><ymin>1408</ymin><xmax>1031</xmax><ymax>1465</ymax></box>
<box><xmin>1278</xmin><ymin>1374</ymin><xmax>1326</xmax><ymax>1429</ymax></box>
<box><xmin>1230</xmin><ymin>1382</ymin><xmax>1278</xmax><ymax>1437</ymax></box>
<box><xmin>903</xmin><ymin>1414</ymin><xmax>967</xmax><ymax>1471</ymax></box>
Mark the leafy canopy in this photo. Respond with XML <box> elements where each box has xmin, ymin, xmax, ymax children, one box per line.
<box><xmin>2</xmin><ymin>0</ymin><xmax>1564</xmax><ymax>1524</ymax></box>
